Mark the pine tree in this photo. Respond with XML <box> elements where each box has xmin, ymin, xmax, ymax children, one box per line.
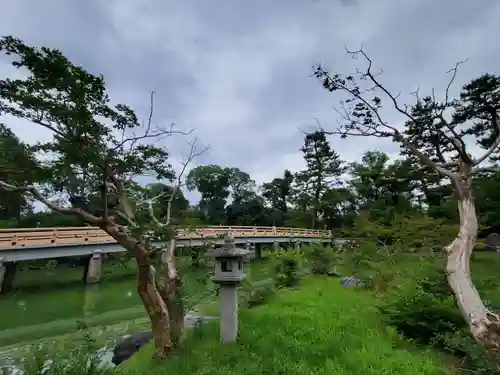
<box><xmin>298</xmin><ymin>130</ymin><xmax>345</xmax><ymax>228</ymax></box>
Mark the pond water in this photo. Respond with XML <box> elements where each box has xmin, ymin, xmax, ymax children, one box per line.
<box><xmin>0</xmin><ymin>269</ymin><xmax>149</xmax><ymax>369</ymax></box>
<box><xmin>0</xmin><ymin>275</ymin><xmax>145</xmax><ymax>344</ymax></box>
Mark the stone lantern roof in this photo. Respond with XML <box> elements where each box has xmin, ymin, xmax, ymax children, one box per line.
<box><xmin>207</xmin><ymin>234</ymin><xmax>251</xmax><ymax>258</ymax></box>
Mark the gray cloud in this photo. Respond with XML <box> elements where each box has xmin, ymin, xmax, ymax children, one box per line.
<box><xmin>1</xmin><ymin>0</ymin><xmax>499</xmax><ymax>204</ymax></box>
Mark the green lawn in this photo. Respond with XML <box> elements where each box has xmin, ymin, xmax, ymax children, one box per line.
<box><xmin>119</xmin><ymin>277</ymin><xmax>451</xmax><ymax>375</ymax></box>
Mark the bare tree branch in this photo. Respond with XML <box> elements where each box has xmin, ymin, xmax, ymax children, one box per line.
<box><xmin>379</xmin><ymin>161</ymin><xmax>458</xmax><ymax>183</ymax></box>
<box><xmin>147</xmin><ymin>138</ymin><xmax>209</xmax><ymax>227</ymax></box>
<box><xmin>0</xmin><ymin>180</ymin><xmax>102</xmax><ymax>225</ymax></box>
<box><xmin>345</xmin><ymin>48</ymin><xmax>472</xmax><ymax>163</ymax></box>
<box><xmin>444</xmin><ymin>60</ymin><xmax>467</xmax><ymax>106</ymax></box>
<box><xmin>345</xmin><ymin>47</ymin><xmax>417</xmax><ymax>123</ymax></box>
<box><xmin>108</xmin><ymin>173</ymin><xmax>136</xmax><ymax>222</ymax></box>
<box><xmin>318</xmin><ymin>47</ymin><xmax>465</xmax><ymax>186</ymax></box>
<box><xmin>115</xmin><ymin>210</ymin><xmax>137</xmax><ymax>229</ymax></box>
<box><xmin>113</xmin><ymin>92</ymin><xmax>194</xmax><ymax>153</ymax></box>
<box><xmin>32</xmin><ymin>114</ymin><xmax>66</xmax><ymax>138</ymax></box>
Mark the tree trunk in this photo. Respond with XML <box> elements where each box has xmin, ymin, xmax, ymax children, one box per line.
<box><xmin>156</xmin><ymin>238</ymin><xmax>184</xmax><ymax>347</ymax></box>
<box><xmin>159</xmin><ymin>277</ymin><xmax>184</xmax><ymax>348</ymax></box>
<box><xmin>445</xmin><ymin>163</ymin><xmax>500</xmax><ymax>361</ymax></box>
<box><xmin>103</xmin><ymin>225</ymin><xmax>173</xmax><ymax>359</ymax></box>
<box><xmin>136</xmin><ymin>264</ymin><xmax>173</xmax><ymax>360</ymax></box>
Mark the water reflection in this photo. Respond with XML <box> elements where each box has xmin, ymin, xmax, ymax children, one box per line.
<box><xmin>83</xmin><ymin>284</ymin><xmax>100</xmax><ymax>318</ymax></box>
<box><xmin>0</xmin><ymin>273</ymin><xmax>147</xmax><ymax>360</ymax></box>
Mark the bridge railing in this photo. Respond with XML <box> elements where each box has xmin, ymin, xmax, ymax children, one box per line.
<box><xmin>176</xmin><ymin>226</ymin><xmax>330</xmax><ymax>238</ymax></box>
<box><xmin>0</xmin><ymin>226</ymin><xmax>331</xmax><ymax>250</ymax></box>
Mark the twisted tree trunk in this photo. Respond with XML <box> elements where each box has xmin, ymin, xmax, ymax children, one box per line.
<box><xmin>103</xmin><ymin>225</ymin><xmax>174</xmax><ymax>359</ymax></box>
<box><xmin>156</xmin><ymin>238</ymin><xmax>185</xmax><ymax>347</ymax></box>
<box><xmin>157</xmin><ymin>276</ymin><xmax>184</xmax><ymax>347</ymax></box>
<box><xmin>445</xmin><ymin>160</ymin><xmax>500</xmax><ymax>361</ymax></box>
<box><xmin>136</xmin><ymin>263</ymin><xmax>173</xmax><ymax>359</ymax></box>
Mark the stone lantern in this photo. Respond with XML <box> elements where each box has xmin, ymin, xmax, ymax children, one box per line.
<box><xmin>209</xmin><ymin>234</ymin><xmax>250</xmax><ymax>343</ymax></box>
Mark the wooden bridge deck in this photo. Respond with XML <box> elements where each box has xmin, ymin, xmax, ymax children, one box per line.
<box><xmin>0</xmin><ymin>226</ymin><xmax>331</xmax><ymax>250</ymax></box>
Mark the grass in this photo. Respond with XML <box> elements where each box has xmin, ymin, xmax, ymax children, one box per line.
<box><xmin>6</xmin><ymin>246</ymin><xmax>499</xmax><ymax>374</ymax></box>
<box><xmin>331</xmin><ymin>247</ymin><xmax>500</xmax><ymax>374</ymax></box>
<box><xmin>119</xmin><ymin>277</ymin><xmax>451</xmax><ymax>375</ymax></box>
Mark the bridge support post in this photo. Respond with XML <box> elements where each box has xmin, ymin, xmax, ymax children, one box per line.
<box><xmin>254</xmin><ymin>243</ymin><xmax>262</xmax><ymax>259</ymax></box>
<box><xmin>244</xmin><ymin>241</ymin><xmax>251</xmax><ymax>263</ymax></box>
<box><xmin>273</xmin><ymin>241</ymin><xmax>280</xmax><ymax>253</ymax></box>
<box><xmin>85</xmin><ymin>250</ymin><xmax>102</xmax><ymax>284</ymax></box>
<box><xmin>0</xmin><ymin>258</ymin><xmax>17</xmax><ymax>294</ymax></box>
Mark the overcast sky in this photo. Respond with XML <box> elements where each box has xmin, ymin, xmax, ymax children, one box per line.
<box><xmin>1</xmin><ymin>0</ymin><xmax>499</xmax><ymax>203</ymax></box>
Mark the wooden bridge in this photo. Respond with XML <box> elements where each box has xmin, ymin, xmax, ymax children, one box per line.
<box><xmin>0</xmin><ymin>226</ymin><xmax>331</xmax><ymax>250</ymax></box>
<box><xmin>0</xmin><ymin>226</ymin><xmax>332</xmax><ymax>292</ymax></box>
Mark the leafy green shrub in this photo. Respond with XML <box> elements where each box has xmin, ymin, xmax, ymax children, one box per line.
<box><xmin>303</xmin><ymin>243</ymin><xmax>337</xmax><ymax>275</ymax></box>
<box><xmin>437</xmin><ymin>329</ymin><xmax>500</xmax><ymax>375</ymax></box>
<box><xmin>270</xmin><ymin>249</ymin><xmax>305</xmax><ymax>288</ymax></box>
<box><xmin>243</xmin><ymin>279</ymin><xmax>276</xmax><ymax>308</ymax></box>
<box><xmin>378</xmin><ymin>260</ymin><xmax>500</xmax><ymax>374</ymax></box>
<box><xmin>380</xmin><ymin>284</ymin><xmax>464</xmax><ymax>345</ymax></box>
<box><xmin>378</xmin><ymin>260</ymin><xmax>463</xmax><ymax>343</ymax></box>
<box><xmin>347</xmin><ymin>213</ymin><xmax>458</xmax><ymax>251</ymax></box>
<box><xmin>338</xmin><ymin>242</ymin><xmax>397</xmax><ymax>291</ymax></box>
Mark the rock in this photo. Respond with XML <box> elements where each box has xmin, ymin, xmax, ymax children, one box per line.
<box><xmin>111</xmin><ymin>315</ymin><xmax>219</xmax><ymax>366</ymax></box>
<box><xmin>431</xmin><ymin>245</ymin><xmax>442</xmax><ymax>253</ymax></box>
<box><xmin>340</xmin><ymin>276</ymin><xmax>368</xmax><ymax>289</ymax></box>
<box><xmin>407</xmin><ymin>247</ymin><xmax>417</xmax><ymax>253</ymax></box>
<box><xmin>326</xmin><ymin>270</ymin><xmax>342</xmax><ymax>278</ymax></box>
<box><xmin>184</xmin><ymin>314</ymin><xmax>218</xmax><ymax>328</ymax></box>
<box><xmin>486</xmin><ymin>233</ymin><xmax>500</xmax><ymax>251</ymax></box>
<box><xmin>112</xmin><ymin>331</ymin><xmax>153</xmax><ymax>366</ymax></box>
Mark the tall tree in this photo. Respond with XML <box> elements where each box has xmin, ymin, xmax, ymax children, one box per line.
<box><xmin>320</xmin><ymin>186</ymin><xmax>354</xmax><ymax>231</ymax></box>
<box><xmin>186</xmin><ymin>165</ymin><xmax>254</xmax><ymax>225</ymax></box>
<box><xmin>298</xmin><ymin>130</ymin><xmax>345</xmax><ymax>228</ymax></box>
<box><xmin>314</xmin><ymin>48</ymin><xmax>500</xmax><ymax>359</ymax></box>
<box><xmin>0</xmin><ymin>124</ymin><xmax>45</xmax><ymax>227</ymax></box>
<box><xmin>474</xmin><ymin>171</ymin><xmax>500</xmax><ymax>233</ymax></box>
<box><xmin>0</xmin><ymin>36</ymin><xmax>199</xmax><ymax>358</ymax></box>
<box><xmin>261</xmin><ymin>170</ymin><xmax>294</xmax><ymax>226</ymax></box>
<box><xmin>142</xmin><ymin>182</ymin><xmax>189</xmax><ymax>225</ymax></box>
<box><xmin>225</xmin><ymin>191</ymin><xmax>270</xmax><ymax>226</ymax></box>
<box><xmin>349</xmin><ymin>151</ymin><xmax>417</xmax><ymax>222</ymax></box>
<box><xmin>186</xmin><ymin>165</ymin><xmax>231</xmax><ymax>224</ymax></box>
<box><xmin>226</xmin><ymin>167</ymin><xmax>255</xmax><ymax>201</ymax></box>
